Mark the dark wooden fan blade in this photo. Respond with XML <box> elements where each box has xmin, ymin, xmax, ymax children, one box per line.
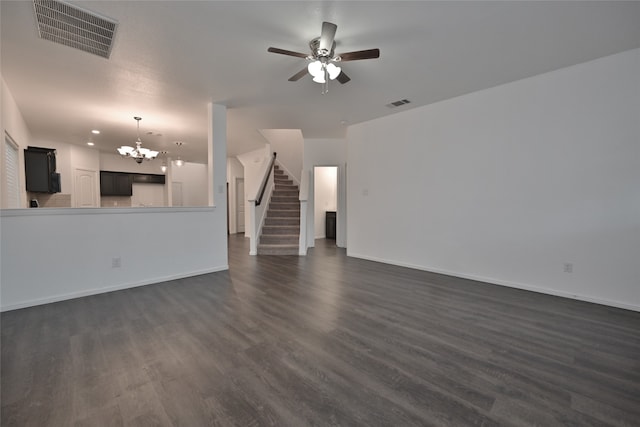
<box><xmin>336</xmin><ymin>71</ymin><xmax>351</xmax><ymax>84</ymax></box>
<box><xmin>268</xmin><ymin>47</ymin><xmax>308</xmax><ymax>58</ymax></box>
<box><xmin>338</xmin><ymin>49</ymin><xmax>380</xmax><ymax>61</ymax></box>
<box><xmin>288</xmin><ymin>68</ymin><xmax>309</xmax><ymax>82</ymax></box>
<box><xmin>319</xmin><ymin>22</ymin><xmax>337</xmax><ymax>52</ymax></box>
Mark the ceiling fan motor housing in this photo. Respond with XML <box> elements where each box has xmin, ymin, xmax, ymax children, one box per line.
<box><xmin>309</xmin><ymin>37</ymin><xmax>336</xmax><ymax>60</ymax></box>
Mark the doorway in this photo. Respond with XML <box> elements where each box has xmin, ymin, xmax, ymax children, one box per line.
<box><xmin>236</xmin><ymin>178</ymin><xmax>245</xmax><ymax>234</ymax></box>
<box><xmin>313</xmin><ymin>166</ymin><xmax>338</xmax><ymax>242</ymax></box>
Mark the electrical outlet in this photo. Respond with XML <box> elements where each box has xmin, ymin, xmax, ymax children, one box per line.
<box><xmin>112</xmin><ymin>257</ymin><xmax>121</xmax><ymax>268</ymax></box>
<box><xmin>563</xmin><ymin>262</ymin><xmax>573</xmax><ymax>273</ymax></box>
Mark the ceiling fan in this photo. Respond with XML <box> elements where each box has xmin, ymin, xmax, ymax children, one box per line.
<box><xmin>268</xmin><ymin>22</ymin><xmax>380</xmax><ymax>93</ymax></box>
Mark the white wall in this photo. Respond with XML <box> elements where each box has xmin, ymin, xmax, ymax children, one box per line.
<box><xmin>347</xmin><ymin>48</ymin><xmax>640</xmax><ymax>311</ymax></box>
<box><xmin>1</xmin><ymin>78</ymin><xmax>30</xmax><ymax>208</ymax></box>
<box><xmin>260</xmin><ymin>129</ymin><xmax>303</xmax><ymax>182</ymax></box>
<box><xmin>303</xmin><ymin>138</ymin><xmax>347</xmax><ymax>247</ymax></box>
<box><xmin>0</xmin><ymin>103</ymin><xmax>229</xmax><ymax>311</ymax></box>
<box><xmin>171</xmin><ymin>162</ymin><xmax>208</xmax><ymax>206</ymax></box>
<box><xmin>227</xmin><ymin>157</ymin><xmax>244</xmax><ymax>234</ymax></box>
<box><xmin>132</xmin><ymin>183</ymin><xmax>165</xmax><ymax>207</ymax></box>
<box><xmin>0</xmin><ymin>208</ymin><xmax>227</xmax><ymax>311</ymax></box>
<box><xmin>314</xmin><ymin>166</ymin><xmax>337</xmax><ymax>239</ymax></box>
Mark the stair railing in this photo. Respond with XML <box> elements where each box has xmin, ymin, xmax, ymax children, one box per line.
<box><xmin>248</xmin><ymin>152</ymin><xmax>277</xmax><ymax>255</ymax></box>
<box><xmin>256</xmin><ymin>152</ymin><xmax>277</xmax><ymax>206</ymax></box>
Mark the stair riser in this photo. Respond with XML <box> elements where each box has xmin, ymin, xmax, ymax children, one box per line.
<box><xmin>273</xmin><ymin>191</ymin><xmax>299</xmax><ymax>198</ymax></box>
<box><xmin>258</xmin><ymin>246</ymin><xmax>299</xmax><ymax>256</ymax></box>
<box><xmin>265</xmin><ymin>218</ymin><xmax>299</xmax><ymax>226</ymax></box>
<box><xmin>269</xmin><ymin>203</ymin><xmax>299</xmax><ymax>211</ymax></box>
<box><xmin>268</xmin><ymin>210</ymin><xmax>300</xmax><ymax>218</ymax></box>
<box><xmin>262</xmin><ymin>226</ymin><xmax>300</xmax><ymax>235</ymax></box>
<box><xmin>260</xmin><ymin>235</ymin><xmax>299</xmax><ymax>245</ymax></box>
<box><xmin>272</xmin><ymin>197</ymin><xmax>299</xmax><ymax>203</ymax></box>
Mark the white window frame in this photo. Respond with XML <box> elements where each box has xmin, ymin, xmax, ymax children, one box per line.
<box><xmin>4</xmin><ymin>133</ymin><xmax>21</xmax><ymax>208</ymax></box>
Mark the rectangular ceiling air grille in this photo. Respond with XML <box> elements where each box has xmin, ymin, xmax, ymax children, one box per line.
<box><xmin>33</xmin><ymin>0</ymin><xmax>118</xmax><ymax>58</ymax></box>
<box><xmin>386</xmin><ymin>99</ymin><xmax>411</xmax><ymax>109</ymax></box>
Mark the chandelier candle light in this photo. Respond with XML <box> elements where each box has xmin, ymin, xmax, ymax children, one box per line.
<box><xmin>117</xmin><ymin>117</ymin><xmax>159</xmax><ymax>163</ymax></box>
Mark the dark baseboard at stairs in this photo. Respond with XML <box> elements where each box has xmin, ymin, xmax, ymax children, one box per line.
<box><xmin>258</xmin><ymin>165</ymin><xmax>300</xmax><ymax>255</ymax></box>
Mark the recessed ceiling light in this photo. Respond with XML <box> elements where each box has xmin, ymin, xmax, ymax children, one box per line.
<box><xmin>87</xmin><ymin>142</ymin><xmax>95</xmax><ymax>146</ymax></box>
<box><xmin>91</xmin><ymin>130</ymin><xmax>100</xmax><ymax>134</ymax></box>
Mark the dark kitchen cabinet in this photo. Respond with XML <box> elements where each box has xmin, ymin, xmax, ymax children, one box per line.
<box><xmin>325</xmin><ymin>211</ymin><xmax>336</xmax><ymax>240</ymax></box>
<box><xmin>100</xmin><ymin>171</ymin><xmax>133</xmax><ymax>196</ymax></box>
<box><xmin>24</xmin><ymin>146</ymin><xmax>61</xmax><ymax>193</ymax></box>
<box><xmin>132</xmin><ymin>173</ymin><xmax>165</xmax><ymax>184</ymax></box>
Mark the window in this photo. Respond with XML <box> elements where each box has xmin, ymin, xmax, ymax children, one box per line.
<box><xmin>4</xmin><ymin>133</ymin><xmax>20</xmax><ymax>208</ymax></box>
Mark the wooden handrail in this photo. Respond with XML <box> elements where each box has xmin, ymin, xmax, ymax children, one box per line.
<box><xmin>255</xmin><ymin>152</ymin><xmax>276</xmax><ymax>206</ymax></box>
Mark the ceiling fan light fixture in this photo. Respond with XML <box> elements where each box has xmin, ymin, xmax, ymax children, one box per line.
<box><xmin>308</xmin><ymin>60</ymin><xmax>322</xmax><ymax>77</ymax></box>
<box><xmin>326</xmin><ymin>63</ymin><xmax>341</xmax><ymax>80</ymax></box>
<box><xmin>268</xmin><ymin>21</ymin><xmax>379</xmax><ymax>93</ymax></box>
<box><xmin>312</xmin><ymin>74</ymin><xmax>326</xmax><ymax>84</ymax></box>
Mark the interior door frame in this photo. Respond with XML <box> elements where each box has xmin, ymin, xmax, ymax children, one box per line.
<box><xmin>311</xmin><ymin>164</ymin><xmax>344</xmax><ymax>247</ymax></box>
<box><xmin>235</xmin><ymin>177</ymin><xmax>245</xmax><ymax>234</ymax></box>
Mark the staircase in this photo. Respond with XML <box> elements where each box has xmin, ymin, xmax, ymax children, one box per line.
<box><xmin>257</xmin><ymin>165</ymin><xmax>300</xmax><ymax>255</ymax></box>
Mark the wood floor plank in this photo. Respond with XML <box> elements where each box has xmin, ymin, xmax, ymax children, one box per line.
<box><xmin>2</xmin><ymin>235</ymin><xmax>640</xmax><ymax>426</ymax></box>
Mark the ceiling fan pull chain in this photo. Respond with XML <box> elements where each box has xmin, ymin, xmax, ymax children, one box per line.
<box><xmin>323</xmin><ymin>67</ymin><xmax>329</xmax><ymax>94</ymax></box>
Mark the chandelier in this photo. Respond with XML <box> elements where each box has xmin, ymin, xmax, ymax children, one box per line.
<box><xmin>117</xmin><ymin>116</ymin><xmax>159</xmax><ymax>163</ymax></box>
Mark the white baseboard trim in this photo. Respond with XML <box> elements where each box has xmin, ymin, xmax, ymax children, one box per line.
<box><xmin>347</xmin><ymin>252</ymin><xmax>640</xmax><ymax>313</ymax></box>
<box><xmin>1</xmin><ymin>265</ymin><xmax>229</xmax><ymax>312</ymax></box>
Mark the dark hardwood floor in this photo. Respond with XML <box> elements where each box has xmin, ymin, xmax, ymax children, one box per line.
<box><xmin>2</xmin><ymin>234</ymin><xmax>639</xmax><ymax>426</ymax></box>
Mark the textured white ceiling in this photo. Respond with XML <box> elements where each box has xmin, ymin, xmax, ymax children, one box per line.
<box><xmin>2</xmin><ymin>1</ymin><xmax>639</xmax><ymax>162</ymax></box>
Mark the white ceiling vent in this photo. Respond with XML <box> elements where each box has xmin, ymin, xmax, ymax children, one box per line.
<box><xmin>33</xmin><ymin>0</ymin><xmax>118</xmax><ymax>59</ymax></box>
<box><xmin>386</xmin><ymin>99</ymin><xmax>411</xmax><ymax>109</ymax></box>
